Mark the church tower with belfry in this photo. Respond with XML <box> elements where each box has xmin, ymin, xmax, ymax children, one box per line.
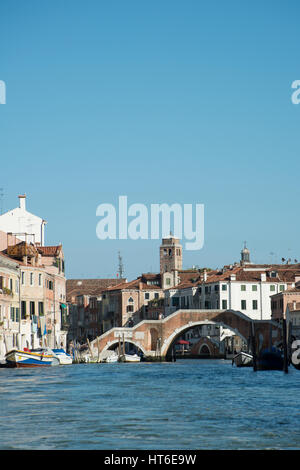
<box><xmin>160</xmin><ymin>235</ymin><xmax>182</xmax><ymax>274</ymax></box>
<box><xmin>240</xmin><ymin>241</ymin><xmax>251</xmax><ymax>265</ymax></box>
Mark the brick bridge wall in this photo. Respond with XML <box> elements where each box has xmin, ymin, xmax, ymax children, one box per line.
<box><xmin>90</xmin><ymin>309</ymin><xmax>282</xmax><ymax>359</ymax></box>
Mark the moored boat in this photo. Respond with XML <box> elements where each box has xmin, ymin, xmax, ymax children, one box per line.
<box><xmin>105</xmin><ymin>353</ymin><xmax>118</xmax><ymax>363</ymax></box>
<box><xmin>5</xmin><ymin>348</ymin><xmax>58</xmax><ymax>368</ymax></box>
<box><xmin>51</xmin><ymin>348</ymin><xmax>73</xmax><ymax>365</ymax></box>
<box><xmin>232</xmin><ymin>351</ymin><xmax>253</xmax><ymax>367</ymax></box>
<box><xmin>257</xmin><ymin>347</ymin><xmax>284</xmax><ymax>371</ymax></box>
<box><xmin>118</xmin><ymin>353</ymin><xmax>141</xmax><ymax>363</ymax></box>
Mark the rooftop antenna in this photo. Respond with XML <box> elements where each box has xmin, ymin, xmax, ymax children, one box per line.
<box><xmin>118</xmin><ymin>251</ymin><xmax>124</xmax><ymax>279</ymax></box>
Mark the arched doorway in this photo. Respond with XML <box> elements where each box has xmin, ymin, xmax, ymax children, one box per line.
<box><xmin>199</xmin><ymin>344</ymin><xmax>211</xmax><ymax>357</ymax></box>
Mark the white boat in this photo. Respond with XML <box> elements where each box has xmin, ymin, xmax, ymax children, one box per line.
<box><xmin>5</xmin><ymin>348</ymin><xmax>59</xmax><ymax>368</ymax></box>
<box><xmin>119</xmin><ymin>353</ymin><xmax>141</xmax><ymax>363</ymax></box>
<box><xmin>232</xmin><ymin>351</ymin><xmax>253</xmax><ymax>367</ymax></box>
<box><xmin>51</xmin><ymin>348</ymin><xmax>73</xmax><ymax>365</ymax></box>
<box><xmin>105</xmin><ymin>353</ymin><xmax>118</xmax><ymax>363</ymax></box>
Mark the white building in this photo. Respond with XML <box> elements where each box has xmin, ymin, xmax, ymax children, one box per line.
<box><xmin>0</xmin><ymin>194</ymin><xmax>46</xmax><ymax>246</ymax></box>
<box><xmin>164</xmin><ymin>261</ymin><xmax>300</xmax><ymax>321</ymax></box>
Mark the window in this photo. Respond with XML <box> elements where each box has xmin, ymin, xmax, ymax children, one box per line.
<box><xmin>154</xmin><ymin>293</ymin><xmax>159</xmax><ymax>299</ymax></box>
<box><xmin>172</xmin><ymin>297</ymin><xmax>179</xmax><ymax>307</ymax></box>
<box><xmin>21</xmin><ymin>272</ymin><xmax>25</xmax><ymax>285</ymax></box>
<box><xmin>15</xmin><ymin>308</ymin><xmax>20</xmax><ymax>322</ymax></box>
<box><xmin>15</xmin><ymin>279</ymin><xmax>19</xmax><ymax>293</ymax></box>
<box><xmin>9</xmin><ymin>278</ymin><xmax>13</xmax><ymax>291</ymax></box>
<box><xmin>222</xmin><ymin>284</ymin><xmax>227</xmax><ymax>291</ymax></box>
<box><xmin>144</xmin><ymin>293</ymin><xmax>150</xmax><ymax>300</ymax></box>
<box><xmin>128</xmin><ymin>296</ymin><xmax>134</xmax><ymax>303</ymax></box>
<box><xmin>30</xmin><ymin>301</ymin><xmax>35</xmax><ymax>317</ymax></box>
<box><xmin>126</xmin><ymin>305</ymin><xmax>134</xmax><ymax>313</ymax></box>
<box><xmin>30</xmin><ymin>273</ymin><xmax>34</xmax><ymax>286</ymax></box>
<box><xmin>279</xmin><ymin>285</ymin><xmax>285</xmax><ymax>291</ymax></box>
<box><xmin>214</xmin><ymin>285</ymin><xmax>219</xmax><ymax>292</ymax></box>
<box><xmin>21</xmin><ymin>301</ymin><xmax>26</xmax><ymax>319</ymax></box>
<box><xmin>39</xmin><ymin>274</ymin><xmax>42</xmax><ymax>286</ymax></box>
<box><xmin>38</xmin><ymin>302</ymin><xmax>44</xmax><ymax>316</ymax></box>
<box><xmin>222</xmin><ymin>300</ymin><xmax>227</xmax><ymax>309</ymax></box>
<box><xmin>10</xmin><ymin>307</ymin><xmax>15</xmax><ymax>322</ymax></box>
<box><xmin>165</xmin><ymin>278</ymin><xmax>171</xmax><ymax>286</ymax></box>
<box><xmin>241</xmin><ymin>300</ymin><xmax>247</xmax><ymax>310</ymax></box>
<box><xmin>241</xmin><ymin>285</ymin><xmax>246</xmax><ymax>291</ymax></box>
<box><xmin>252</xmin><ymin>285</ymin><xmax>257</xmax><ymax>291</ymax></box>
<box><xmin>253</xmin><ymin>300</ymin><xmax>258</xmax><ymax>310</ymax></box>
<box><xmin>270</xmin><ymin>285</ymin><xmax>275</xmax><ymax>292</ymax></box>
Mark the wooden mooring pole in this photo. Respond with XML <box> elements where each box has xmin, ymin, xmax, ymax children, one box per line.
<box><xmin>282</xmin><ymin>317</ymin><xmax>288</xmax><ymax>374</ymax></box>
<box><xmin>251</xmin><ymin>321</ymin><xmax>257</xmax><ymax>372</ymax></box>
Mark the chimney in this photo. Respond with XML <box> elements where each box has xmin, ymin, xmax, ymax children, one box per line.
<box><xmin>293</xmin><ymin>301</ymin><xmax>297</xmax><ymax>310</ymax></box>
<box><xmin>18</xmin><ymin>194</ymin><xmax>26</xmax><ymax>211</ymax></box>
<box><xmin>203</xmin><ymin>269</ymin><xmax>207</xmax><ymax>282</ymax></box>
<box><xmin>261</xmin><ymin>273</ymin><xmax>266</xmax><ymax>282</ymax></box>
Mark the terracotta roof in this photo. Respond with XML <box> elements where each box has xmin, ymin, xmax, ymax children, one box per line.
<box><xmin>105</xmin><ymin>276</ymin><xmax>164</xmax><ymax>292</ymax></box>
<box><xmin>66</xmin><ymin>278</ymin><xmax>125</xmax><ymax>302</ymax></box>
<box><xmin>37</xmin><ymin>245</ymin><xmax>62</xmax><ymax>257</ymax></box>
<box><xmin>166</xmin><ymin>265</ymin><xmax>300</xmax><ymax>290</ymax></box>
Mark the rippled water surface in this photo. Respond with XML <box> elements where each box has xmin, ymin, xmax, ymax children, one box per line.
<box><xmin>0</xmin><ymin>359</ymin><xmax>299</xmax><ymax>450</ymax></box>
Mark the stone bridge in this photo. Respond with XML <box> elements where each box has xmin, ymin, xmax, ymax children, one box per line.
<box><xmin>89</xmin><ymin>309</ymin><xmax>282</xmax><ymax>360</ymax></box>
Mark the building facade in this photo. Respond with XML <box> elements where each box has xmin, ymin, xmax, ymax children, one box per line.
<box><xmin>0</xmin><ymin>195</ymin><xmax>46</xmax><ymax>245</ymax></box>
<box><xmin>165</xmin><ymin>263</ymin><xmax>300</xmax><ymax>320</ymax></box>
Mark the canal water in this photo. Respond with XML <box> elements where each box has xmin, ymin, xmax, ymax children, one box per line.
<box><xmin>0</xmin><ymin>359</ymin><xmax>299</xmax><ymax>450</ymax></box>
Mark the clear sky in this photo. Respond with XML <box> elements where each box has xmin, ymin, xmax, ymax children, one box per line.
<box><xmin>1</xmin><ymin>0</ymin><xmax>300</xmax><ymax>280</ymax></box>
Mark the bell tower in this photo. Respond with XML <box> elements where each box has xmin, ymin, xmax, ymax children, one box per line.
<box><xmin>160</xmin><ymin>235</ymin><xmax>182</xmax><ymax>274</ymax></box>
<box><xmin>240</xmin><ymin>241</ymin><xmax>251</xmax><ymax>265</ymax></box>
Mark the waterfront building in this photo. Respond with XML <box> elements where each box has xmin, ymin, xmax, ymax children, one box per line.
<box><xmin>0</xmin><ymin>240</ymin><xmax>68</xmax><ymax>352</ymax></box>
<box><xmin>101</xmin><ymin>274</ymin><xmax>165</xmax><ymax>333</ymax></box>
<box><xmin>0</xmin><ymin>193</ymin><xmax>68</xmax><ymax>357</ymax></box>
<box><xmin>0</xmin><ymin>252</ymin><xmax>20</xmax><ymax>358</ymax></box>
<box><xmin>66</xmin><ymin>278</ymin><xmax>125</xmax><ymax>342</ymax></box>
<box><xmin>271</xmin><ymin>283</ymin><xmax>300</xmax><ymax>321</ymax></box>
<box><xmin>164</xmin><ymin>251</ymin><xmax>300</xmax><ymax>321</ymax></box>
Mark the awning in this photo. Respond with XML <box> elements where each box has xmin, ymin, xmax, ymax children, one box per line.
<box><xmin>177</xmin><ymin>339</ymin><xmax>190</xmax><ymax>345</ymax></box>
<box><xmin>60</xmin><ymin>303</ymin><xmax>67</xmax><ymax>309</ymax></box>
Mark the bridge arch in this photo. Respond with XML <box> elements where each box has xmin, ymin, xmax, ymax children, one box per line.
<box><xmin>161</xmin><ymin>320</ymin><xmax>249</xmax><ymax>357</ymax></box>
<box><xmin>101</xmin><ymin>339</ymin><xmax>147</xmax><ymax>356</ymax></box>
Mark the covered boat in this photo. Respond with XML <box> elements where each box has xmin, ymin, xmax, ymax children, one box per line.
<box><xmin>257</xmin><ymin>347</ymin><xmax>284</xmax><ymax>371</ymax></box>
<box><xmin>51</xmin><ymin>349</ymin><xmax>73</xmax><ymax>365</ymax></box>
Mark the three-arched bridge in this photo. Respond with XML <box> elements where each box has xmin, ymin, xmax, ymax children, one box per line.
<box><xmin>89</xmin><ymin>309</ymin><xmax>283</xmax><ymax>360</ymax></box>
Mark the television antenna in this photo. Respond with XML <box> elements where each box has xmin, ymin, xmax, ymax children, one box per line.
<box><xmin>118</xmin><ymin>251</ymin><xmax>124</xmax><ymax>279</ymax></box>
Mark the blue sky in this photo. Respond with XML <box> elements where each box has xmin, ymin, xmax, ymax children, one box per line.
<box><xmin>1</xmin><ymin>0</ymin><xmax>300</xmax><ymax>280</ymax></box>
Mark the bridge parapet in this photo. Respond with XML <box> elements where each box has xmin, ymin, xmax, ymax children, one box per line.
<box><xmin>89</xmin><ymin>309</ymin><xmax>282</xmax><ymax>360</ymax></box>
